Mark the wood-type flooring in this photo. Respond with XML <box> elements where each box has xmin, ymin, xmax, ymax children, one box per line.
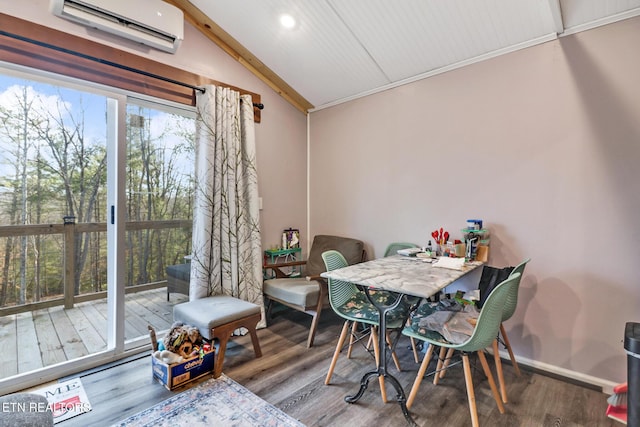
<box><xmin>58</xmin><ymin>307</ymin><xmax>616</xmax><ymax>427</ymax></box>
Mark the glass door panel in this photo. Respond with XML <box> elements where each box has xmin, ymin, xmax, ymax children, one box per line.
<box><xmin>124</xmin><ymin>101</ymin><xmax>195</xmax><ymax>345</ymax></box>
<box><xmin>0</xmin><ymin>74</ymin><xmax>109</xmax><ymax>380</ymax></box>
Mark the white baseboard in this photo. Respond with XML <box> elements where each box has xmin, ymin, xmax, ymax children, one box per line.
<box><xmin>495</xmin><ymin>349</ymin><xmax>619</xmax><ymax>395</ymax></box>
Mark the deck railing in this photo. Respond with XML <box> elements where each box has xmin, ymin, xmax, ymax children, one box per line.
<box><xmin>0</xmin><ymin>219</ymin><xmax>191</xmax><ymax>317</ymax></box>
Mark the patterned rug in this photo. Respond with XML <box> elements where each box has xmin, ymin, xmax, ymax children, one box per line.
<box><xmin>112</xmin><ymin>374</ymin><xmax>305</xmax><ymax>427</ymax></box>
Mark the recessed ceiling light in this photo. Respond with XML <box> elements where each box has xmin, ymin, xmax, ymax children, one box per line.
<box><xmin>280</xmin><ymin>14</ymin><xmax>296</xmax><ymax>29</ymax></box>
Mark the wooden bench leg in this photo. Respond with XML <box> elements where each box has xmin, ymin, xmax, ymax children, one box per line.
<box><xmin>245</xmin><ymin>312</ymin><xmax>262</xmax><ymax>358</ymax></box>
<box><xmin>212</xmin><ymin>324</ymin><xmax>233</xmax><ymax>379</ymax></box>
<box><xmin>210</xmin><ymin>312</ymin><xmax>262</xmax><ymax>378</ymax></box>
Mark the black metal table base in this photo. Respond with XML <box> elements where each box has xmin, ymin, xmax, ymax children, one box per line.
<box><xmin>344</xmin><ymin>287</ymin><xmax>418</xmax><ymax>427</ymax></box>
<box><xmin>345</xmin><ymin>369</ymin><xmax>416</xmax><ymax>426</ymax></box>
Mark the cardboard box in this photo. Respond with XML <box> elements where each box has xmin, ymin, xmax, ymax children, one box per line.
<box><xmin>152</xmin><ymin>349</ymin><xmax>215</xmax><ymax>390</ymax></box>
<box><xmin>148</xmin><ymin>325</ymin><xmax>215</xmax><ymax>390</ymax></box>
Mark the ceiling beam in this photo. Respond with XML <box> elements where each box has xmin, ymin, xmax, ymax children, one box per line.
<box><xmin>547</xmin><ymin>0</ymin><xmax>565</xmax><ymax>35</ymax></box>
<box><xmin>165</xmin><ymin>0</ymin><xmax>314</xmax><ymax>114</ymax></box>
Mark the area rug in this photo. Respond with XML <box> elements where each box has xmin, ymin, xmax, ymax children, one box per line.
<box><xmin>30</xmin><ymin>377</ymin><xmax>92</xmax><ymax>424</ymax></box>
<box><xmin>112</xmin><ymin>374</ymin><xmax>305</xmax><ymax>427</ymax></box>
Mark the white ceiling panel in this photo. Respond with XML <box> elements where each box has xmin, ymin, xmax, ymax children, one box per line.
<box><xmin>191</xmin><ymin>0</ymin><xmax>390</xmax><ymax>107</ymax></box>
<box><xmin>189</xmin><ymin>0</ymin><xmax>640</xmax><ymax>110</ymax></box>
<box><xmin>560</xmin><ymin>0</ymin><xmax>640</xmax><ymax>30</ymax></box>
<box><xmin>329</xmin><ymin>0</ymin><xmax>557</xmax><ymax>82</ymax></box>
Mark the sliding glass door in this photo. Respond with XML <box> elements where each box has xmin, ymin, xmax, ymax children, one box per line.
<box><xmin>0</xmin><ymin>64</ymin><xmax>195</xmax><ymax>391</ymax></box>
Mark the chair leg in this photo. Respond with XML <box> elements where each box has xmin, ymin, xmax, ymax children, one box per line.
<box><xmin>410</xmin><ymin>337</ymin><xmax>420</xmax><ymax>363</ymax></box>
<box><xmin>461</xmin><ymin>354</ymin><xmax>480</xmax><ymax>427</ymax></box>
<box><xmin>265</xmin><ymin>298</ymin><xmax>274</xmax><ymax>320</ymax></box>
<box><xmin>407</xmin><ymin>343</ymin><xmax>435</xmax><ymax>409</ymax></box>
<box><xmin>433</xmin><ymin>347</ymin><xmax>447</xmax><ymax>385</ymax></box>
<box><xmin>477</xmin><ymin>350</ymin><xmax>505</xmax><ymax>414</ymax></box>
<box><xmin>325</xmin><ymin>320</ymin><xmax>351</xmax><ymax>385</ymax></box>
<box><xmin>307</xmin><ymin>310</ymin><xmax>321</xmax><ymax>348</ymax></box>
<box><xmin>500</xmin><ymin>323</ymin><xmax>521</xmax><ymax>376</ymax></box>
<box><xmin>493</xmin><ymin>339</ymin><xmax>507</xmax><ymax>403</ymax></box>
<box><xmin>307</xmin><ymin>285</ymin><xmax>328</xmax><ymax>348</ymax></box>
<box><xmin>386</xmin><ymin>331</ymin><xmax>402</xmax><ymax>372</ymax></box>
<box><xmin>371</xmin><ymin>327</ymin><xmax>387</xmax><ymax>403</ymax></box>
<box><xmin>439</xmin><ymin>347</ymin><xmax>455</xmax><ymax>379</ymax></box>
<box><xmin>347</xmin><ymin>321</ymin><xmax>358</xmax><ymax>358</ymax></box>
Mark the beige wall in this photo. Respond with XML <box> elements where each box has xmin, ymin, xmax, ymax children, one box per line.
<box><xmin>2</xmin><ymin>0</ymin><xmax>309</xmax><ymax>253</ymax></box>
<box><xmin>310</xmin><ymin>16</ymin><xmax>640</xmax><ymax>387</ymax></box>
<box><xmin>7</xmin><ymin>0</ymin><xmax>637</xmax><ymax>389</ymax></box>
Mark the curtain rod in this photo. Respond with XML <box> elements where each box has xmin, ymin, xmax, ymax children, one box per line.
<box><xmin>0</xmin><ymin>29</ymin><xmax>265</xmax><ymax>110</ymax></box>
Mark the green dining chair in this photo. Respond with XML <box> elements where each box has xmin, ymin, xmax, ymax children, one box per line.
<box><xmin>346</xmin><ymin>242</ymin><xmax>421</xmax><ymax>364</ymax></box>
<box><xmin>402</xmin><ymin>273</ymin><xmax>521</xmax><ymax>427</ymax></box>
<box><xmin>383</xmin><ymin>242</ymin><xmax>423</xmax><ymax>362</ymax></box>
<box><xmin>384</xmin><ymin>242</ymin><xmax>419</xmax><ymax>257</ymax></box>
<box><xmin>499</xmin><ymin>258</ymin><xmax>530</xmax><ymax>374</ymax></box>
<box><xmin>322</xmin><ymin>250</ymin><xmax>410</xmax><ymax>403</ymax></box>
<box><xmin>492</xmin><ymin>258</ymin><xmax>530</xmax><ymax>403</ymax></box>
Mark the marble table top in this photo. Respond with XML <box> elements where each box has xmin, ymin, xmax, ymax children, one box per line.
<box><xmin>321</xmin><ymin>255</ymin><xmax>483</xmax><ymax>299</ymax></box>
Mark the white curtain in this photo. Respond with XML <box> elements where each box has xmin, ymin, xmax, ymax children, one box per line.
<box><xmin>190</xmin><ymin>85</ymin><xmax>265</xmax><ymax>328</ymax></box>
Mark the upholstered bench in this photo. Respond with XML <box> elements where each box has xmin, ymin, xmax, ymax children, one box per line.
<box><xmin>173</xmin><ymin>296</ymin><xmax>262</xmax><ymax>378</ymax></box>
<box><xmin>166</xmin><ymin>263</ymin><xmax>191</xmax><ymax>301</ymax></box>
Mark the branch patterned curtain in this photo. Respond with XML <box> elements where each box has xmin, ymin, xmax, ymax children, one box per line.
<box><xmin>190</xmin><ymin>85</ymin><xmax>265</xmax><ymax>328</ymax></box>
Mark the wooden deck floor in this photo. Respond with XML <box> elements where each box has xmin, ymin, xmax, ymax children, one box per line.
<box><xmin>0</xmin><ymin>289</ymin><xmax>187</xmax><ymax>381</ymax></box>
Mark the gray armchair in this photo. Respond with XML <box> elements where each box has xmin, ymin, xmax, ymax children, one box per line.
<box><xmin>263</xmin><ymin>235</ymin><xmax>365</xmax><ymax>347</ymax></box>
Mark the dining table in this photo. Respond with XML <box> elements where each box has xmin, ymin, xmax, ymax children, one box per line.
<box><xmin>321</xmin><ymin>254</ymin><xmax>484</xmax><ymax>426</ymax></box>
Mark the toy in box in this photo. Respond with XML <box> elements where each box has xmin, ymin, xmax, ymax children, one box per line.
<box><xmin>148</xmin><ymin>324</ymin><xmax>215</xmax><ymax>390</ymax></box>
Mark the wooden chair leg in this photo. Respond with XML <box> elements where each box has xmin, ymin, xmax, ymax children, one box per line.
<box><xmin>410</xmin><ymin>337</ymin><xmax>420</xmax><ymax>363</ymax></box>
<box><xmin>307</xmin><ymin>286</ymin><xmax>328</xmax><ymax>348</ymax></box>
<box><xmin>439</xmin><ymin>347</ymin><xmax>455</xmax><ymax>379</ymax></box>
<box><xmin>386</xmin><ymin>331</ymin><xmax>402</xmax><ymax>372</ymax></box>
<box><xmin>433</xmin><ymin>346</ymin><xmax>447</xmax><ymax>385</ymax></box>
<box><xmin>462</xmin><ymin>354</ymin><xmax>480</xmax><ymax>427</ymax></box>
<box><xmin>347</xmin><ymin>321</ymin><xmax>358</xmax><ymax>358</ymax></box>
<box><xmin>493</xmin><ymin>339</ymin><xmax>507</xmax><ymax>403</ymax></box>
<box><xmin>371</xmin><ymin>327</ymin><xmax>387</xmax><ymax>403</ymax></box>
<box><xmin>325</xmin><ymin>321</ymin><xmax>351</xmax><ymax>385</ymax></box>
<box><xmin>307</xmin><ymin>310</ymin><xmax>321</xmax><ymax>348</ymax></box>
<box><xmin>500</xmin><ymin>323</ymin><xmax>521</xmax><ymax>376</ymax></box>
<box><xmin>407</xmin><ymin>343</ymin><xmax>435</xmax><ymax>409</ymax></box>
<box><xmin>477</xmin><ymin>350</ymin><xmax>505</xmax><ymax>414</ymax></box>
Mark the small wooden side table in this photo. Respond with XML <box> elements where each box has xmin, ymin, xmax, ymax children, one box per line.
<box><xmin>263</xmin><ymin>247</ymin><xmax>302</xmax><ymax>279</ymax></box>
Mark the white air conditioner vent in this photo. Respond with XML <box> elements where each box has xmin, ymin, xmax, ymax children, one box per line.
<box><xmin>50</xmin><ymin>0</ymin><xmax>184</xmax><ymax>53</ymax></box>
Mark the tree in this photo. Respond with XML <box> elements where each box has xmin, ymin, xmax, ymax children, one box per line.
<box><xmin>0</xmin><ymin>85</ymin><xmax>46</xmax><ymax>304</ymax></box>
<box><xmin>30</xmin><ymin>90</ymin><xmax>107</xmax><ymax>295</ymax></box>
<box><xmin>0</xmin><ymin>78</ymin><xmax>195</xmax><ymax>307</ymax></box>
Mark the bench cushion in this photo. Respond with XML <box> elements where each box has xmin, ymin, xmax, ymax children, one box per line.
<box><xmin>263</xmin><ymin>278</ymin><xmax>321</xmax><ymax>308</ymax></box>
<box><xmin>173</xmin><ymin>296</ymin><xmax>261</xmax><ymax>340</ymax></box>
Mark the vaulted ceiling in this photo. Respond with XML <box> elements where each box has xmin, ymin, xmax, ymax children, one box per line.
<box><xmin>168</xmin><ymin>0</ymin><xmax>640</xmax><ymax>113</ymax></box>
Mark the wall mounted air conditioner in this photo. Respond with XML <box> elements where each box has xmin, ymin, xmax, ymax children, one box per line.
<box><xmin>50</xmin><ymin>0</ymin><xmax>184</xmax><ymax>53</ymax></box>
